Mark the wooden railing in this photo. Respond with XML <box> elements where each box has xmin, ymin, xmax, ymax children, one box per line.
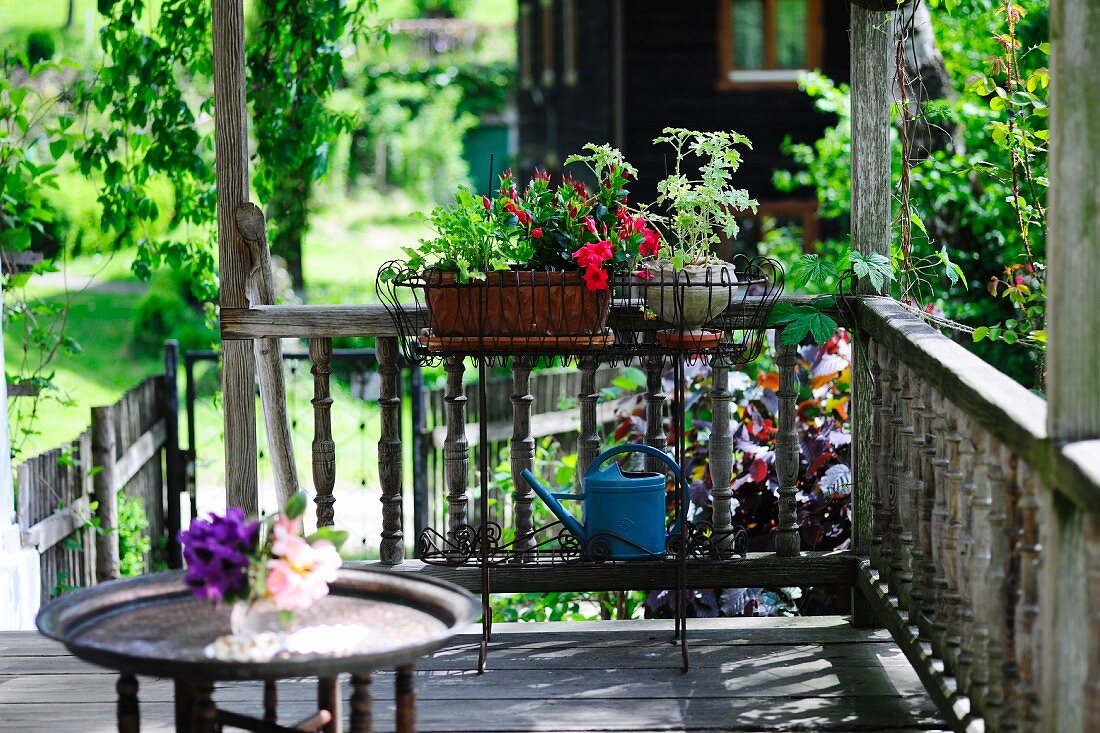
<box><xmin>222</xmin><ymin>295</ymin><xmax>1100</xmax><ymax>729</ymax></box>
<box><xmin>856</xmin><ymin>298</ymin><xmax>1100</xmax><ymax>732</ymax></box>
<box><xmin>15</xmin><ymin>345</ymin><xmax>185</xmax><ymax>603</ymax></box>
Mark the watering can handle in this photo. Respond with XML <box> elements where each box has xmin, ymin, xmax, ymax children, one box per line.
<box><xmin>587</xmin><ymin>444</ymin><xmax>686</xmax><ymax>491</ymax></box>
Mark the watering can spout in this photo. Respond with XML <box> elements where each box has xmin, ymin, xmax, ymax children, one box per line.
<box><xmin>519</xmin><ymin>469</ymin><xmax>586</xmax><ymax>541</ymax></box>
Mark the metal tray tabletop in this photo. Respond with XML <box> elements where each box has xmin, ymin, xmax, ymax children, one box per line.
<box><xmin>36</xmin><ymin>568</ymin><xmax>479</xmax><ymax>681</ymax></box>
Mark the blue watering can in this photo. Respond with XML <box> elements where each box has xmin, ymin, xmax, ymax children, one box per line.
<box><xmin>520</xmin><ymin>444</ymin><xmax>686</xmax><ymax>560</ymax></box>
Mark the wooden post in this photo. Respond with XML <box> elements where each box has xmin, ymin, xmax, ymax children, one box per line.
<box><xmin>377</xmin><ymin>337</ymin><xmax>404</xmax><ymax>565</ymax></box>
<box><xmin>91</xmin><ymin>405</ymin><xmax>120</xmax><ymax>582</ymax></box>
<box><xmin>1043</xmin><ymin>0</ymin><xmax>1100</xmax><ymax>729</ymax></box>
<box><xmin>236</xmin><ymin>202</ymin><xmax>300</xmax><ymax>508</ymax></box>
<box><xmin>164</xmin><ymin>340</ymin><xmax>184</xmax><ymax>569</ymax></box>
<box><xmin>850</xmin><ymin>2</ymin><xmax>893</xmax><ymax>626</ymax></box>
<box><xmin>212</xmin><ymin>0</ymin><xmax>258</xmax><ymax>514</ymax></box>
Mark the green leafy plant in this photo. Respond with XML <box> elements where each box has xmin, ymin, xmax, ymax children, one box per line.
<box><xmin>118</xmin><ymin>493</ymin><xmax>151</xmax><ymax>578</ymax></box>
<box><xmin>651</xmin><ymin>128</ymin><xmax>757</xmax><ymax>269</ymax></box>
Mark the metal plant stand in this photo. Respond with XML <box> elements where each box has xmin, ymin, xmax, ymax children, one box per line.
<box><xmin>378</xmin><ymin>256</ymin><xmax>784</xmax><ymax>673</ymax></box>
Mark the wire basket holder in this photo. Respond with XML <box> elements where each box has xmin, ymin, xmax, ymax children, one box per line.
<box><xmin>376</xmin><ymin>255</ymin><xmax>784</xmax><ymax>368</ymax></box>
<box><xmin>607</xmin><ymin>254</ymin><xmax>784</xmax><ymax>365</ymax></box>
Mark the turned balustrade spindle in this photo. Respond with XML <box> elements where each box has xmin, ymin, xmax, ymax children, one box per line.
<box><xmin>710</xmin><ymin>355</ymin><xmax>736</xmax><ymax>550</ymax></box>
<box><xmin>510</xmin><ymin>357</ymin><xmax>535</xmax><ymax>553</ymax></box>
<box><xmin>891</xmin><ymin>362</ymin><xmax>915</xmax><ymax>611</ymax></box>
<box><xmin>1086</xmin><ymin>516</ymin><xmax>1100</xmax><ymax>733</ymax></box>
<box><xmin>1015</xmin><ymin>461</ymin><xmax>1042</xmax><ymax>727</ymax></box>
<box><xmin>868</xmin><ymin>341</ymin><xmax>886</xmax><ymax>572</ymax></box>
<box><xmin>983</xmin><ymin>443</ymin><xmax>1013</xmax><ymax>732</ymax></box>
<box><xmin>955</xmin><ymin>418</ymin><xmax>978</xmax><ymax>695</ymax></box>
<box><xmin>775</xmin><ymin>340</ymin><xmax>800</xmax><ymax>557</ymax></box>
<box><xmin>310</xmin><ymin>338</ymin><xmax>336</xmax><ymax>528</ymax></box>
<box><xmin>443</xmin><ymin>357</ymin><xmax>469</xmax><ymax>551</ymax></box>
<box><xmin>643</xmin><ymin>356</ymin><xmax>667</xmax><ymax>473</ymax></box>
<box><xmin>577</xmin><ymin>356</ymin><xmax>601</xmax><ymax>479</ymax></box>
<box><xmin>969</xmin><ymin>430</ymin><xmax>997</xmax><ymax>723</ymax></box>
<box><xmin>929</xmin><ymin>388</ymin><xmax>952</xmax><ymax>661</ymax></box>
<box><xmin>905</xmin><ymin>368</ymin><xmax>928</xmax><ymax>631</ymax></box>
<box><xmin>875</xmin><ymin>343</ymin><xmax>893</xmax><ymax>581</ymax></box>
<box><xmin>917</xmin><ymin>380</ymin><xmax>939</xmax><ymax>643</ymax></box>
<box><xmin>942</xmin><ymin>413</ymin><xmax>965</xmax><ymax>676</ymax></box>
<box><xmin>377</xmin><ymin>337</ymin><xmax>404</xmax><ymax>565</ymax></box>
<box><xmin>999</xmin><ymin>443</ymin><xmax>1022</xmax><ymax>733</ymax></box>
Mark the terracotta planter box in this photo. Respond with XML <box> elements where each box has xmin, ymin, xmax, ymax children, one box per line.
<box><xmin>425</xmin><ymin>270</ymin><xmax>611</xmax><ymax>337</ymax></box>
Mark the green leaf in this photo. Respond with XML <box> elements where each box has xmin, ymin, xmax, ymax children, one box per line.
<box><xmin>787</xmin><ymin>254</ymin><xmax>835</xmax><ymax>290</ymax></box>
<box><xmin>307</xmin><ymin>527</ymin><xmax>349</xmax><ymax>550</ymax></box>
<box><xmin>284</xmin><ymin>491</ymin><xmax>308</xmax><ymax>520</ymax></box>
<box><xmin>937</xmin><ymin>247</ymin><xmax>966</xmax><ymax>288</ymax></box>
<box><xmin>972</xmin><ymin>326</ymin><xmax>989</xmax><ymax>342</ymax></box>
<box><xmin>779</xmin><ymin>311</ymin><xmax>838</xmax><ymax>345</ymax></box>
<box><xmin>849</xmin><ymin>251</ymin><xmax>893</xmax><ymax>294</ymax></box>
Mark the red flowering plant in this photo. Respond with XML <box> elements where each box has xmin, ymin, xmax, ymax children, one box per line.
<box><xmin>392</xmin><ymin>145</ymin><xmax>662</xmax><ymax>292</ymax></box>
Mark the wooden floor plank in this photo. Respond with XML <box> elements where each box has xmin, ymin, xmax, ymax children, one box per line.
<box><xmin>0</xmin><ymin>617</ymin><xmax>943</xmax><ymax>732</ymax></box>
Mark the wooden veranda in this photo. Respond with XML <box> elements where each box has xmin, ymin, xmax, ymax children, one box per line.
<box><xmin>6</xmin><ymin>0</ymin><xmax>1099</xmax><ymax>732</ymax></box>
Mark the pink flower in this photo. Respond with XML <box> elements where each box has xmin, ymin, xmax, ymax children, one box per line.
<box><xmin>582</xmin><ymin>267</ymin><xmax>609</xmax><ymax>291</ymax></box>
<box><xmin>482</xmin><ymin>195</ymin><xmax>491</xmax><ymax>211</ymax></box>
<box><xmin>265</xmin><ymin>514</ymin><xmax>342</xmax><ymax>612</ymax></box>
<box><xmin>531</xmin><ymin>227</ymin><xmax>543</xmax><ymax>239</ymax></box>
<box><xmin>640</xmin><ymin>228</ymin><xmax>661</xmax><ymax>257</ymax></box>
<box><xmin>1015</xmin><ymin>275</ymin><xmax>1026</xmax><ymax>285</ymax></box>
<box><xmin>634</xmin><ymin>268</ymin><xmax>654</xmax><ymax>281</ymax></box>
<box><xmin>584</xmin><ymin>217</ymin><xmax>599</xmax><ymax>237</ymax></box>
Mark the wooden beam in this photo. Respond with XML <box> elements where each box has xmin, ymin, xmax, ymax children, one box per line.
<box><xmin>111</xmin><ymin>419</ymin><xmax>166</xmax><ymax>492</ymax></box>
<box><xmin>20</xmin><ymin>496</ymin><xmax>91</xmax><ymax>554</ymax></box>
<box><xmin>212</xmin><ymin>0</ymin><xmax>258</xmax><ymax>513</ymax></box>
<box><xmin>0</xmin><ymin>250</ymin><xmax>43</xmax><ymax>275</ymax></box>
<box><xmin>348</xmin><ymin>551</ymin><xmax>857</xmax><ymax>594</ymax></box>
<box><xmin>91</xmin><ymin>405</ymin><xmax>120</xmax><ymax>581</ymax></box>
<box><xmin>219</xmin><ymin>295</ymin><xmax>835</xmax><ymax>342</ymax></box>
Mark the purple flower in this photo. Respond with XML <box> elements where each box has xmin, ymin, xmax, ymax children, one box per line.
<box><xmin>180</xmin><ymin>508</ymin><xmax>259</xmax><ymax>604</ymax></box>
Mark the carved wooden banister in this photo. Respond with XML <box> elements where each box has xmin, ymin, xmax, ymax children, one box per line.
<box><xmin>377</xmin><ymin>337</ymin><xmax>404</xmax><ymax>564</ymax></box>
<box><xmin>510</xmin><ymin>357</ymin><xmax>535</xmax><ymax>555</ymax></box>
<box><xmin>774</xmin><ymin>340</ymin><xmax>800</xmax><ymax>557</ymax></box>
<box><xmin>858</xmin><ymin>298</ymin><xmax>1100</xmax><ymax>731</ymax></box>
<box><xmin>709</xmin><ymin>355</ymin><xmax>735</xmax><ymax>550</ymax></box>
<box><xmin>442</xmin><ymin>358</ymin><xmax>469</xmax><ymax>556</ymax></box>
<box><xmin>309</xmin><ymin>338</ymin><xmax>336</xmax><ymax>528</ymax></box>
<box><xmin>642</xmin><ymin>356</ymin><xmax>666</xmax><ymax>475</ymax></box>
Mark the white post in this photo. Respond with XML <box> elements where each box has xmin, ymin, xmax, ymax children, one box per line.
<box><xmin>0</xmin><ymin>281</ymin><xmax>41</xmax><ymax>629</ymax></box>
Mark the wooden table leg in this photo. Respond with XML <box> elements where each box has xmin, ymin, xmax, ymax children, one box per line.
<box><xmin>395</xmin><ymin>665</ymin><xmax>416</xmax><ymax>733</ymax></box>
<box><xmin>194</xmin><ymin>682</ymin><xmax>217</xmax><ymax>733</ymax></box>
<box><xmin>173</xmin><ymin>680</ymin><xmax>194</xmax><ymax>733</ymax></box>
<box><xmin>263</xmin><ymin>681</ymin><xmax>277</xmax><ymax>724</ymax></box>
<box><xmin>117</xmin><ymin>673</ymin><xmax>139</xmax><ymax>733</ymax></box>
<box><xmin>318</xmin><ymin>676</ymin><xmax>342</xmax><ymax>733</ymax></box>
<box><xmin>349</xmin><ymin>674</ymin><xmax>372</xmax><ymax>733</ymax></box>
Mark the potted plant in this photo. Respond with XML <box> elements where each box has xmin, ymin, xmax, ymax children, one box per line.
<box><xmin>641</xmin><ymin>128</ymin><xmax>757</xmax><ymax>332</ymax></box>
<box><xmin>391</xmin><ymin>144</ymin><xmax>661</xmax><ymax>341</ymax></box>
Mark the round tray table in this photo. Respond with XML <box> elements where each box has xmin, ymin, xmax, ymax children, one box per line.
<box><xmin>36</xmin><ymin>568</ymin><xmax>479</xmax><ymax>733</ymax></box>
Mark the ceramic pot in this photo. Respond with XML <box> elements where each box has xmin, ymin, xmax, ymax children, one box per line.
<box><xmin>642</xmin><ymin>262</ymin><xmax>740</xmax><ymax>330</ymax></box>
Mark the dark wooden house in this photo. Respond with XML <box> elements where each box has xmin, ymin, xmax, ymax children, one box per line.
<box><xmin>517</xmin><ymin>0</ymin><xmax>851</xmax><ymax>250</ymax></box>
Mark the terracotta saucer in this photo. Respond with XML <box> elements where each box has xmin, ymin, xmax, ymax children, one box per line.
<box><xmin>654</xmin><ymin>328</ymin><xmax>725</xmax><ymax>351</ymax></box>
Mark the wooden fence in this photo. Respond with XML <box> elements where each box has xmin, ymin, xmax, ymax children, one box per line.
<box><xmin>14</xmin><ymin>343</ymin><xmax>185</xmax><ymax>604</ymax></box>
